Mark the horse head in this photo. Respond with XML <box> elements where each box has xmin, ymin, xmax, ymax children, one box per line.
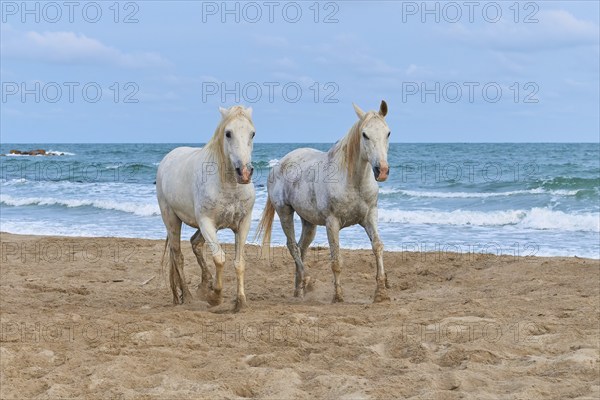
<box><xmin>353</xmin><ymin>101</ymin><xmax>391</xmax><ymax>182</ymax></box>
<box><xmin>219</xmin><ymin>105</ymin><xmax>256</xmax><ymax>184</ymax></box>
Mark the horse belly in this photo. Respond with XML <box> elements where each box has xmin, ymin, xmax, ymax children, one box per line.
<box><xmin>293</xmin><ymin>202</ymin><xmax>327</xmax><ymax>226</ymax></box>
<box><xmin>329</xmin><ymin>188</ymin><xmax>373</xmax><ymax>228</ymax></box>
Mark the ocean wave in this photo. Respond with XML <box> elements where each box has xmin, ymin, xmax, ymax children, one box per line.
<box><xmin>379</xmin><ymin>188</ymin><xmax>580</xmax><ymax>198</ymax></box>
<box><xmin>377</xmin><ymin>208</ymin><xmax>599</xmax><ymax>232</ymax></box>
<box><xmin>0</xmin><ymin>178</ymin><xmax>29</xmax><ymax>186</ymax></box>
<box><xmin>47</xmin><ymin>150</ymin><xmax>76</xmax><ymax>156</ymax></box>
<box><xmin>537</xmin><ymin>176</ymin><xmax>600</xmax><ymax>190</ymax></box>
<box><xmin>0</xmin><ymin>194</ymin><xmax>160</xmax><ymax>217</ymax></box>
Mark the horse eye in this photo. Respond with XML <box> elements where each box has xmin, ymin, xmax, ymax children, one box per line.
<box><xmin>251</xmin><ymin>131</ymin><xmax>256</xmax><ymax>139</ymax></box>
<box><xmin>387</xmin><ymin>131</ymin><xmax>391</xmax><ymax>138</ymax></box>
<box><xmin>225</xmin><ymin>130</ymin><xmax>232</xmax><ymax>138</ymax></box>
<box><xmin>362</xmin><ymin>132</ymin><xmax>369</xmax><ymax>140</ymax></box>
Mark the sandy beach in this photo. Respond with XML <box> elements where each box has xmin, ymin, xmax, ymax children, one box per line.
<box><xmin>0</xmin><ymin>232</ymin><xmax>598</xmax><ymax>399</ymax></box>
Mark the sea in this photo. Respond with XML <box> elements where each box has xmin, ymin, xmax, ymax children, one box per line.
<box><xmin>1</xmin><ymin>143</ymin><xmax>598</xmax><ymax>259</ymax></box>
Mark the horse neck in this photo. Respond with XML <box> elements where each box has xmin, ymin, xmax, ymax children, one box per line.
<box><xmin>221</xmin><ymin>155</ymin><xmax>240</xmax><ymax>187</ymax></box>
<box><xmin>346</xmin><ymin>150</ymin><xmax>371</xmax><ymax>187</ymax></box>
<box><xmin>207</xmin><ymin>145</ymin><xmax>236</xmax><ymax>186</ymax></box>
<box><xmin>329</xmin><ymin>140</ymin><xmax>371</xmax><ymax>187</ymax></box>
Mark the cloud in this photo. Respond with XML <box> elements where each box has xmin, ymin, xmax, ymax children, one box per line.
<box><xmin>445</xmin><ymin>9</ymin><xmax>599</xmax><ymax>52</ymax></box>
<box><xmin>1</xmin><ymin>27</ymin><xmax>171</xmax><ymax>68</ymax></box>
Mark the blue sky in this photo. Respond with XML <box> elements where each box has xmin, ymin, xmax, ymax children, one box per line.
<box><xmin>1</xmin><ymin>1</ymin><xmax>598</xmax><ymax>143</ymax></box>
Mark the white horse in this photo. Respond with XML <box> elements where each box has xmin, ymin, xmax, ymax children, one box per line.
<box><xmin>257</xmin><ymin>101</ymin><xmax>391</xmax><ymax>303</ymax></box>
<box><xmin>156</xmin><ymin>105</ymin><xmax>255</xmax><ymax>311</ymax></box>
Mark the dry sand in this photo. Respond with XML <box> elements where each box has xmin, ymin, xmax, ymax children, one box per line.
<box><xmin>0</xmin><ymin>232</ymin><xmax>598</xmax><ymax>399</ymax></box>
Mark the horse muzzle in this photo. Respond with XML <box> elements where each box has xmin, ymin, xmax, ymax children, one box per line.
<box><xmin>373</xmin><ymin>163</ymin><xmax>389</xmax><ymax>182</ymax></box>
<box><xmin>235</xmin><ymin>165</ymin><xmax>254</xmax><ymax>184</ymax></box>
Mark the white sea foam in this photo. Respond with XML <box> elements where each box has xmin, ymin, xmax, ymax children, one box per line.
<box><xmin>268</xmin><ymin>159</ymin><xmax>280</xmax><ymax>167</ymax></box>
<box><xmin>377</xmin><ymin>208</ymin><xmax>599</xmax><ymax>232</ymax></box>
<box><xmin>0</xmin><ymin>178</ymin><xmax>29</xmax><ymax>185</ymax></box>
<box><xmin>0</xmin><ymin>194</ymin><xmax>160</xmax><ymax>217</ymax></box>
<box><xmin>519</xmin><ymin>208</ymin><xmax>600</xmax><ymax>232</ymax></box>
<box><xmin>47</xmin><ymin>150</ymin><xmax>76</xmax><ymax>156</ymax></box>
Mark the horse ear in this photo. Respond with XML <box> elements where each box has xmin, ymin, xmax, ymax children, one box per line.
<box><xmin>245</xmin><ymin>107</ymin><xmax>253</xmax><ymax>118</ymax></box>
<box><xmin>379</xmin><ymin>100</ymin><xmax>388</xmax><ymax>117</ymax></box>
<box><xmin>219</xmin><ymin>107</ymin><xmax>229</xmax><ymax>118</ymax></box>
<box><xmin>353</xmin><ymin>103</ymin><xmax>366</xmax><ymax>119</ymax></box>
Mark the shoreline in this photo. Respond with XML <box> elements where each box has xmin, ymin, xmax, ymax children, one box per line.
<box><xmin>1</xmin><ymin>232</ymin><xmax>597</xmax><ymax>261</ymax></box>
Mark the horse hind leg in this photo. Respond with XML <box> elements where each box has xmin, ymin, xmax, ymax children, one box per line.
<box><xmin>298</xmin><ymin>218</ymin><xmax>317</xmax><ymax>292</ymax></box>
<box><xmin>164</xmin><ymin>213</ymin><xmax>192</xmax><ymax>304</ymax></box>
<box><xmin>191</xmin><ymin>229</ymin><xmax>213</xmax><ymax>299</ymax></box>
<box><xmin>278</xmin><ymin>206</ymin><xmax>306</xmax><ymax>298</ymax></box>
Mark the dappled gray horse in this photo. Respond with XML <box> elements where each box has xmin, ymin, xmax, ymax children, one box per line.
<box><xmin>257</xmin><ymin>101</ymin><xmax>391</xmax><ymax>303</ymax></box>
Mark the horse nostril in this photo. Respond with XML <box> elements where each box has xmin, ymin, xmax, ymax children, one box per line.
<box><xmin>235</xmin><ymin>167</ymin><xmax>242</xmax><ymax>176</ymax></box>
<box><xmin>374</xmin><ymin>167</ymin><xmax>381</xmax><ymax>176</ymax></box>
<box><xmin>249</xmin><ymin>167</ymin><xmax>254</xmax><ymax>176</ymax></box>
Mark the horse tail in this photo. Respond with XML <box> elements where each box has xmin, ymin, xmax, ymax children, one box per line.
<box><xmin>255</xmin><ymin>197</ymin><xmax>275</xmax><ymax>252</ymax></box>
<box><xmin>160</xmin><ymin>236</ymin><xmax>169</xmax><ymax>283</ymax></box>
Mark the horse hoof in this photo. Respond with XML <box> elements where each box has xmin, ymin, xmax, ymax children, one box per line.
<box><xmin>373</xmin><ymin>290</ymin><xmax>391</xmax><ymax>303</ymax></box>
<box><xmin>207</xmin><ymin>290</ymin><xmax>223</xmax><ymax>306</ymax></box>
<box><xmin>304</xmin><ymin>276</ymin><xmax>314</xmax><ymax>292</ymax></box>
<box><xmin>234</xmin><ymin>297</ymin><xmax>248</xmax><ymax>313</ymax></box>
<box><xmin>181</xmin><ymin>289</ymin><xmax>193</xmax><ymax>304</ymax></box>
<box><xmin>294</xmin><ymin>288</ymin><xmax>304</xmax><ymax>298</ymax></box>
<box><xmin>196</xmin><ymin>284</ymin><xmax>211</xmax><ymax>300</ymax></box>
<box><xmin>332</xmin><ymin>294</ymin><xmax>344</xmax><ymax>303</ymax></box>
<box><xmin>207</xmin><ymin>297</ymin><xmax>222</xmax><ymax>306</ymax></box>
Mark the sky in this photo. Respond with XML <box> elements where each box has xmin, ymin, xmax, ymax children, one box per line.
<box><xmin>1</xmin><ymin>0</ymin><xmax>599</xmax><ymax>143</ymax></box>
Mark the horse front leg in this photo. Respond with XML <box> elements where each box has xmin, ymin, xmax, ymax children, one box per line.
<box><xmin>326</xmin><ymin>217</ymin><xmax>344</xmax><ymax>303</ymax></box>
<box><xmin>199</xmin><ymin>218</ymin><xmax>225</xmax><ymax>306</ymax></box>
<box><xmin>363</xmin><ymin>213</ymin><xmax>390</xmax><ymax>303</ymax></box>
<box><xmin>233</xmin><ymin>214</ymin><xmax>252</xmax><ymax>312</ymax></box>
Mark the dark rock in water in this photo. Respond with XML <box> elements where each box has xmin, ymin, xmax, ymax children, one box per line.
<box><xmin>7</xmin><ymin>149</ymin><xmax>55</xmax><ymax>156</ymax></box>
